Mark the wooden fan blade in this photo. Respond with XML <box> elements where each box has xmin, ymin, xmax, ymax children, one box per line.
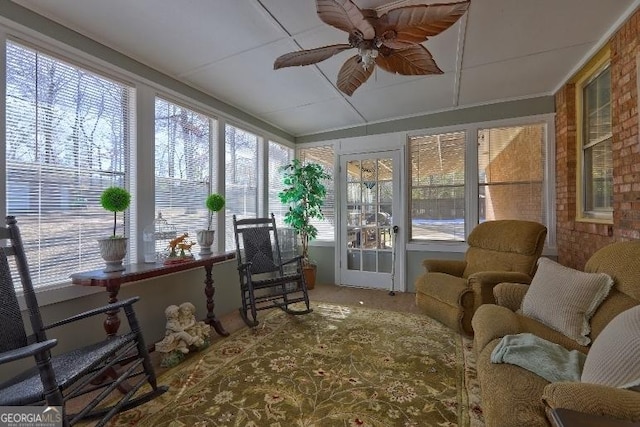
<box><xmin>376</xmin><ymin>45</ymin><xmax>443</xmax><ymax>76</ymax></box>
<box><xmin>274</xmin><ymin>44</ymin><xmax>352</xmax><ymax>69</ymax></box>
<box><xmin>337</xmin><ymin>55</ymin><xmax>374</xmax><ymax>96</ymax></box>
<box><xmin>378</xmin><ymin>1</ymin><xmax>470</xmax><ymax>46</ymax></box>
<box><xmin>316</xmin><ymin>0</ymin><xmax>375</xmax><ymax>40</ymax></box>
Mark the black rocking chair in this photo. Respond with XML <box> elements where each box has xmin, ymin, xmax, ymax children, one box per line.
<box><xmin>233</xmin><ymin>214</ymin><xmax>312</xmax><ymax>327</ymax></box>
<box><xmin>0</xmin><ymin>216</ymin><xmax>167</xmax><ymax>427</ymax></box>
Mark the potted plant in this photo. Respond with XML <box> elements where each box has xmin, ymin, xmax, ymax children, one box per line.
<box><xmin>278</xmin><ymin>159</ymin><xmax>330</xmax><ymax>289</ymax></box>
<box><xmin>197</xmin><ymin>193</ymin><xmax>225</xmax><ymax>255</ymax></box>
<box><xmin>98</xmin><ymin>186</ymin><xmax>131</xmax><ymax>272</ymax></box>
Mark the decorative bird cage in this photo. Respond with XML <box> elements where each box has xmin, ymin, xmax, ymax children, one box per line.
<box><xmin>143</xmin><ymin>212</ymin><xmax>177</xmax><ymax>263</ymax></box>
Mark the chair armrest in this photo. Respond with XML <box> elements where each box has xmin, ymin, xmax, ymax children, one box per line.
<box><xmin>468</xmin><ymin>271</ymin><xmax>532</xmax><ymax>307</ymax></box>
<box><xmin>237</xmin><ymin>262</ymin><xmax>252</xmax><ymax>271</ymax></box>
<box><xmin>0</xmin><ymin>339</ymin><xmax>57</xmax><ymax>364</ymax></box>
<box><xmin>43</xmin><ymin>296</ymin><xmax>140</xmax><ymax>330</ymax></box>
<box><xmin>422</xmin><ymin>259</ymin><xmax>466</xmax><ymax>276</ymax></box>
<box><xmin>493</xmin><ymin>282</ymin><xmax>529</xmax><ymax>311</ymax></box>
<box><xmin>472</xmin><ymin>304</ymin><xmax>523</xmax><ymax>353</ymax></box>
<box><xmin>542</xmin><ymin>382</ymin><xmax>640</xmax><ymax>422</ymax></box>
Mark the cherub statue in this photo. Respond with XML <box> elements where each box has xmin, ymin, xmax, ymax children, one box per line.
<box><xmin>156</xmin><ymin>303</ymin><xmax>208</xmax><ymax>367</ymax></box>
<box><xmin>179</xmin><ymin>302</ymin><xmax>210</xmax><ymax>347</ymax></box>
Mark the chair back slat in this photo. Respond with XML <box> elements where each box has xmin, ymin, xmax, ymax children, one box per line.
<box><xmin>233</xmin><ymin>214</ymin><xmax>285</xmax><ymax>276</ymax></box>
<box><xmin>1</xmin><ymin>216</ymin><xmax>48</xmax><ymax>346</ymax></box>
<box><xmin>0</xmin><ymin>248</ymin><xmax>28</xmax><ymax>352</ymax></box>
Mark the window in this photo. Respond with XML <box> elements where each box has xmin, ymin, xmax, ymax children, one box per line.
<box><xmin>155</xmin><ymin>97</ymin><xmax>216</xmax><ymax>240</ymax></box>
<box><xmin>478</xmin><ymin>124</ymin><xmax>545</xmax><ymax>223</ymax></box>
<box><xmin>6</xmin><ymin>40</ymin><xmax>134</xmax><ymax>288</ymax></box>
<box><xmin>297</xmin><ymin>145</ymin><xmax>335</xmax><ymax>241</ymax></box>
<box><xmin>581</xmin><ymin>66</ymin><xmax>612</xmax><ymax>218</ymax></box>
<box><xmin>225</xmin><ymin>124</ymin><xmax>258</xmax><ymax>250</ymax></box>
<box><xmin>409</xmin><ymin>131</ymin><xmax>466</xmax><ymax>241</ymax></box>
<box><xmin>267</xmin><ymin>140</ymin><xmax>294</xmax><ymax>225</ymax></box>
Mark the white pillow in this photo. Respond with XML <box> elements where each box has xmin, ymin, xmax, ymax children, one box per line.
<box><xmin>521</xmin><ymin>257</ymin><xmax>613</xmax><ymax>345</ymax></box>
<box><xmin>582</xmin><ymin>305</ymin><xmax>640</xmax><ymax>388</ymax></box>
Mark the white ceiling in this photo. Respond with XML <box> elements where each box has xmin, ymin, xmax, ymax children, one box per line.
<box><xmin>10</xmin><ymin>0</ymin><xmax>638</xmax><ymax>137</ymax></box>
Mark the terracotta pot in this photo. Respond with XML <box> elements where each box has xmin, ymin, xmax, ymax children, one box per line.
<box><xmin>97</xmin><ymin>237</ymin><xmax>128</xmax><ymax>272</ymax></box>
<box><xmin>196</xmin><ymin>230</ymin><xmax>215</xmax><ymax>255</ymax></box>
<box><xmin>303</xmin><ymin>264</ymin><xmax>317</xmax><ymax>290</ymax></box>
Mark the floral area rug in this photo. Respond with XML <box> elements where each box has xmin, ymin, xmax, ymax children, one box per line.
<box><xmin>110</xmin><ymin>303</ymin><xmax>484</xmax><ymax>427</ymax></box>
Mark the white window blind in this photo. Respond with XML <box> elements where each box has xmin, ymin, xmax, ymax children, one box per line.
<box><xmin>267</xmin><ymin>141</ymin><xmax>293</xmax><ymax>226</ymax></box>
<box><xmin>583</xmin><ymin>66</ymin><xmax>613</xmax><ymax>214</ymax></box>
<box><xmin>5</xmin><ymin>40</ymin><xmax>134</xmax><ymax>288</ymax></box>
<box><xmin>155</xmin><ymin>98</ymin><xmax>214</xmax><ymax>242</ymax></box>
<box><xmin>409</xmin><ymin>131</ymin><xmax>466</xmax><ymax>241</ymax></box>
<box><xmin>225</xmin><ymin>124</ymin><xmax>258</xmax><ymax>250</ymax></box>
<box><xmin>297</xmin><ymin>145</ymin><xmax>335</xmax><ymax>241</ymax></box>
<box><xmin>478</xmin><ymin>124</ymin><xmax>546</xmax><ymax>224</ymax></box>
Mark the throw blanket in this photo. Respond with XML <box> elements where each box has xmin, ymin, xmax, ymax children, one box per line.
<box><xmin>491</xmin><ymin>333</ymin><xmax>587</xmax><ymax>383</ymax></box>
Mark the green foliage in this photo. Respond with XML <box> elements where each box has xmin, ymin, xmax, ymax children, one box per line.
<box><xmin>206</xmin><ymin>193</ymin><xmax>225</xmax><ymax>212</ymax></box>
<box><xmin>100</xmin><ymin>186</ymin><xmax>131</xmax><ymax>237</ymax></box>
<box><xmin>205</xmin><ymin>193</ymin><xmax>225</xmax><ymax>230</ymax></box>
<box><xmin>278</xmin><ymin>159</ymin><xmax>330</xmax><ymax>262</ymax></box>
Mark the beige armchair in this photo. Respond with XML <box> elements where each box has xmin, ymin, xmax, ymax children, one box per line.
<box><xmin>415</xmin><ymin>220</ymin><xmax>547</xmax><ymax>336</ymax></box>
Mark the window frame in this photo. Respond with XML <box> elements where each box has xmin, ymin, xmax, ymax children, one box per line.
<box><xmin>405</xmin><ymin>114</ymin><xmax>556</xmax><ymax>253</ymax></box>
<box><xmin>574</xmin><ymin>46</ymin><xmax>613</xmax><ymax>223</ymax></box>
<box><xmin>5</xmin><ymin>36</ymin><xmax>137</xmax><ymax>291</ymax></box>
<box><xmin>0</xmin><ymin>27</ymin><xmax>295</xmax><ymax>306</ymax></box>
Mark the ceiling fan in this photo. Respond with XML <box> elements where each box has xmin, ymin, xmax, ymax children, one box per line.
<box><xmin>274</xmin><ymin>0</ymin><xmax>470</xmax><ymax>96</ymax></box>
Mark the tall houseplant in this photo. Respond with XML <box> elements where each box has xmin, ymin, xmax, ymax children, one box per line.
<box><xmin>278</xmin><ymin>159</ymin><xmax>330</xmax><ymax>288</ymax></box>
<box><xmin>197</xmin><ymin>193</ymin><xmax>225</xmax><ymax>255</ymax></box>
<box><xmin>98</xmin><ymin>186</ymin><xmax>131</xmax><ymax>272</ymax></box>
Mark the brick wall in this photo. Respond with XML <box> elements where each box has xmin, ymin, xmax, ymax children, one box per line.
<box><xmin>555</xmin><ymin>8</ymin><xmax>639</xmax><ymax>269</ymax></box>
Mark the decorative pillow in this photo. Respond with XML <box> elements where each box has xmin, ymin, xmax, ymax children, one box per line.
<box><xmin>582</xmin><ymin>305</ymin><xmax>640</xmax><ymax>388</ymax></box>
<box><xmin>521</xmin><ymin>257</ymin><xmax>613</xmax><ymax>345</ymax></box>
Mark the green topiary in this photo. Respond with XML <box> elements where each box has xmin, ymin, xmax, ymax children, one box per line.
<box><xmin>100</xmin><ymin>186</ymin><xmax>131</xmax><ymax>237</ymax></box>
<box><xmin>205</xmin><ymin>193</ymin><xmax>225</xmax><ymax>230</ymax></box>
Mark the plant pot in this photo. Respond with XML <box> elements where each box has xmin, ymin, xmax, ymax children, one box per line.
<box><xmin>97</xmin><ymin>237</ymin><xmax>128</xmax><ymax>272</ymax></box>
<box><xmin>303</xmin><ymin>264</ymin><xmax>317</xmax><ymax>290</ymax></box>
<box><xmin>196</xmin><ymin>230</ymin><xmax>215</xmax><ymax>255</ymax></box>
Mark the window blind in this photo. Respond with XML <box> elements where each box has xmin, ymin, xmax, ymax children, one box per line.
<box><xmin>478</xmin><ymin>124</ymin><xmax>546</xmax><ymax>224</ymax></box>
<box><xmin>409</xmin><ymin>132</ymin><xmax>466</xmax><ymax>241</ymax></box>
<box><xmin>225</xmin><ymin>124</ymin><xmax>258</xmax><ymax>251</ymax></box>
<box><xmin>267</xmin><ymin>140</ymin><xmax>293</xmax><ymax>226</ymax></box>
<box><xmin>155</xmin><ymin>98</ymin><xmax>214</xmax><ymax>244</ymax></box>
<box><xmin>297</xmin><ymin>145</ymin><xmax>335</xmax><ymax>241</ymax></box>
<box><xmin>6</xmin><ymin>40</ymin><xmax>134</xmax><ymax>288</ymax></box>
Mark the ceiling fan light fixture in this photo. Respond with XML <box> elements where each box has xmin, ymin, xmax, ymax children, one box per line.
<box><xmin>273</xmin><ymin>0</ymin><xmax>471</xmax><ymax>96</ymax></box>
<box><xmin>358</xmin><ymin>47</ymin><xmax>378</xmax><ymax>70</ymax></box>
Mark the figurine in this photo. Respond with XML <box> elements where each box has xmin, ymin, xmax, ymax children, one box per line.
<box><xmin>165</xmin><ymin>233</ymin><xmax>195</xmax><ymax>263</ymax></box>
<box><xmin>155</xmin><ymin>303</ymin><xmax>210</xmax><ymax>367</ymax></box>
<box><xmin>179</xmin><ymin>302</ymin><xmax>209</xmax><ymax>346</ymax></box>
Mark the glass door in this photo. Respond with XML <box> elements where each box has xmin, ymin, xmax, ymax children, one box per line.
<box><xmin>340</xmin><ymin>150</ymin><xmax>402</xmax><ymax>289</ymax></box>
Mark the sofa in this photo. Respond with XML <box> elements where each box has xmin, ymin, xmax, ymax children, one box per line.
<box><xmin>415</xmin><ymin>220</ymin><xmax>547</xmax><ymax>336</ymax></box>
<box><xmin>472</xmin><ymin>240</ymin><xmax>640</xmax><ymax>426</ymax></box>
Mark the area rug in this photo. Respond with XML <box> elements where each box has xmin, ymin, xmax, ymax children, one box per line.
<box><xmin>109</xmin><ymin>303</ymin><xmax>484</xmax><ymax>426</ymax></box>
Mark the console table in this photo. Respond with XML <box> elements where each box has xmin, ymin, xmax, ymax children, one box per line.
<box><xmin>71</xmin><ymin>252</ymin><xmax>235</xmax><ymax>338</ymax></box>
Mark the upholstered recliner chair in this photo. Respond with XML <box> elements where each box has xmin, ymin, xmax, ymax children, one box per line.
<box><xmin>415</xmin><ymin>220</ymin><xmax>547</xmax><ymax>336</ymax></box>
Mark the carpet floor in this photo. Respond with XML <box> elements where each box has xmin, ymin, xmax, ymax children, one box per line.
<box><xmin>104</xmin><ymin>297</ymin><xmax>484</xmax><ymax>426</ymax></box>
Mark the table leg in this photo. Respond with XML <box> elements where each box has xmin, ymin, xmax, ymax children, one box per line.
<box><xmin>204</xmin><ymin>263</ymin><xmax>229</xmax><ymax>337</ymax></box>
<box><xmin>105</xmin><ymin>283</ymin><xmax>122</xmax><ymax>337</ymax></box>
<box><xmin>98</xmin><ymin>282</ymin><xmax>132</xmax><ymax>393</ymax></box>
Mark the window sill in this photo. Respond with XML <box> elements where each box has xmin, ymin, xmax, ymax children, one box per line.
<box><xmin>575</xmin><ymin>216</ymin><xmax>613</xmax><ymax>225</ymax></box>
<box><xmin>18</xmin><ymin>282</ymin><xmax>103</xmax><ymax>311</ymax></box>
<box><xmin>407</xmin><ymin>241</ymin><xmax>468</xmax><ymax>253</ymax></box>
